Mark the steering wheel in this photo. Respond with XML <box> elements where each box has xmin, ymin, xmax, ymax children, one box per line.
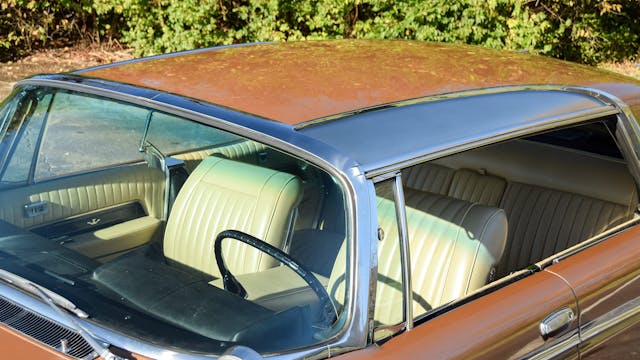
<box><xmin>214</xmin><ymin>229</ymin><xmax>337</xmax><ymax>328</ymax></box>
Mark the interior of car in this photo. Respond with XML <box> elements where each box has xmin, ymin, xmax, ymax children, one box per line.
<box><xmin>372</xmin><ymin>117</ymin><xmax>638</xmax><ymax>327</ymax></box>
<box><xmin>0</xmin><ymin>86</ymin><xmax>637</xmax><ymax>353</ymax></box>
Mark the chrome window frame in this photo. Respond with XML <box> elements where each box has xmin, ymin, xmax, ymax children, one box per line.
<box><xmin>369</xmin><ymin>172</ymin><xmax>413</xmax><ymax>338</ymax></box>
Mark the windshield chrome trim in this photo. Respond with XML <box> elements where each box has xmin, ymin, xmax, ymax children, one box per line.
<box><xmin>9</xmin><ymin>76</ymin><xmax>371</xmax><ymax>359</ymax></box>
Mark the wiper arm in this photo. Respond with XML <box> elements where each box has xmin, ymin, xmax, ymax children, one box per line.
<box><xmin>0</xmin><ymin>269</ymin><xmax>88</xmax><ymax>318</ymax></box>
<box><xmin>0</xmin><ymin>269</ymin><xmax>124</xmax><ymax>360</ymax></box>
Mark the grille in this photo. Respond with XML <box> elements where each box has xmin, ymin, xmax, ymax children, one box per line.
<box><xmin>0</xmin><ymin>295</ymin><xmax>95</xmax><ymax>359</ymax></box>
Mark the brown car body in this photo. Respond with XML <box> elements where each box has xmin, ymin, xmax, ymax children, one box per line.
<box><xmin>1</xmin><ymin>40</ymin><xmax>639</xmax><ymax>360</ymax></box>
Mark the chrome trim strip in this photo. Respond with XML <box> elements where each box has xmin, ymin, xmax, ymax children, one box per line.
<box><xmin>6</xmin><ymin>77</ymin><xmax>371</xmax><ymax>359</ymax></box>
<box><xmin>542</xmin><ymin>217</ymin><xmax>640</xmax><ymax>267</ymax></box>
<box><xmin>364</xmin><ymin>104</ymin><xmax>619</xmax><ymax>179</ymax></box>
<box><xmin>523</xmin><ymin>332</ymin><xmax>580</xmax><ymax>360</ymax></box>
<box><xmin>579</xmin><ymin>295</ymin><xmax>640</xmax><ymax>353</ymax></box>
<box><xmin>393</xmin><ymin>174</ymin><xmax>413</xmax><ymax>330</ymax></box>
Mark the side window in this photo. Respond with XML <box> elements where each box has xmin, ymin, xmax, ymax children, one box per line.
<box><xmin>402</xmin><ymin>170</ymin><xmax>508</xmax><ymax>320</ymax></box>
<box><xmin>146</xmin><ymin>112</ymin><xmax>240</xmax><ymax>155</ymax></box>
<box><xmin>34</xmin><ymin>92</ymin><xmax>148</xmax><ymax>180</ymax></box>
<box><xmin>373</xmin><ymin>178</ymin><xmax>406</xmax><ymax>334</ymax></box>
<box><xmin>0</xmin><ymin>89</ymin><xmax>52</xmax><ymax>184</ymax></box>
<box><xmin>396</xmin><ymin>118</ymin><xmax>634</xmax><ymax>320</ymax></box>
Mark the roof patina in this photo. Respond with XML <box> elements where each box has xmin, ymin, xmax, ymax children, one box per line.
<box><xmin>78</xmin><ymin>40</ymin><xmax>640</xmax><ymax>125</ymax></box>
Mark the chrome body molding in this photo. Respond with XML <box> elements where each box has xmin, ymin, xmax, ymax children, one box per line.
<box><xmin>523</xmin><ymin>332</ymin><xmax>580</xmax><ymax>360</ymax></box>
<box><xmin>542</xmin><ymin>218</ymin><xmax>640</xmax><ymax>270</ymax></box>
<box><xmin>579</xmin><ymin>294</ymin><xmax>640</xmax><ymax>354</ymax></box>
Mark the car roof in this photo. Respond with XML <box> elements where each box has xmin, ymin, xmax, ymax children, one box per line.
<box><xmin>76</xmin><ymin>40</ymin><xmax>640</xmax><ymax>126</ymax></box>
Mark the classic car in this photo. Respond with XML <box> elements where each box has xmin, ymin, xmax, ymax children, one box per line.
<box><xmin>0</xmin><ymin>40</ymin><xmax>639</xmax><ymax>360</ymax></box>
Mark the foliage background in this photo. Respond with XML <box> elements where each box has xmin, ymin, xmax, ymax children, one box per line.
<box><xmin>1</xmin><ymin>0</ymin><xmax>639</xmax><ymax>65</ymax></box>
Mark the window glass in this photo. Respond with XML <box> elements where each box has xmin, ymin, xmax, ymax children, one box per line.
<box><xmin>0</xmin><ymin>85</ymin><xmax>351</xmax><ymax>355</ymax></box>
<box><xmin>3</xmin><ymin>92</ymin><xmax>52</xmax><ymax>183</ymax></box>
<box><xmin>35</xmin><ymin>92</ymin><xmax>147</xmax><ymax>180</ymax></box>
<box><xmin>373</xmin><ymin>179</ymin><xmax>405</xmax><ymax>328</ymax></box>
<box><xmin>146</xmin><ymin>111</ymin><xmax>240</xmax><ymax>155</ymax></box>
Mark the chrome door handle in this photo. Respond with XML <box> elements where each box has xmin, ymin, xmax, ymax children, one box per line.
<box><xmin>540</xmin><ymin>307</ymin><xmax>575</xmax><ymax>340</ymax></box>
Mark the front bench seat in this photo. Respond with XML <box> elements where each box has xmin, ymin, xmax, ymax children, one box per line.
<box><xmin>163</xmin><ymin>156</ymin><xmax>303</xmax><ymax>277</ymax></box>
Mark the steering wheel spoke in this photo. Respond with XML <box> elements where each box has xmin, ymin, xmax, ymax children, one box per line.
<box><xmin>214</xmin><ymin>230</ymin><xmax>337</xmax><ymax>328</ymax></box>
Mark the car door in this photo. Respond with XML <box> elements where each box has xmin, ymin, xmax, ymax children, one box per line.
<box><xmin>342</xmin><ymin>174</ymin><xmax>580</xmax><ymax>359</ymax></box>
<box><xmin>338</xmin><ymin>267</ymin><xmax>579</xmax><ymax>359</ymax></box>
<box><xmin>0</xmin><ymin>87</ymin><xmax>165</xmax><ymax>261</ymax></box>
<box><xmin>546</xmin><ymin>224</ymin><xmax>640</xmax><ymax>359</ymax></box>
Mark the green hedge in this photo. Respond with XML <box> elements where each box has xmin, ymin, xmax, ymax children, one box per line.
<box><xmin>2</xmin><ymin>0</ymin><xmax>640</xmax><ymax>64</ymax></box>
<box><xmin>0</xmin><ymin>0</ymin><xmax>96</xmax><ymax>61</ymax></box>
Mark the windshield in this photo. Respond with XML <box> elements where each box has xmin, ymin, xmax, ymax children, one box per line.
<box><xmin>0</xmin><ymin>86</ymin><xmax>349</xmax><ymax>355</ymax></box>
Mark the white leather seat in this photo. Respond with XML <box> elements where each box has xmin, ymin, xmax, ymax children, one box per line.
<box><xmin>163</xmin><ymin>156</ymin><xmax>303</xmax><ymax>277</ymax></box>
<box><xmin>372</xmin><ymin>191</ymin><xmax>507</xmax><ymax>325</ymax></box>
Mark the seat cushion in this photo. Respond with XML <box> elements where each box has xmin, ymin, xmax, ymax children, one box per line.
<box><xmin>403</xmin><ymin>162</ymin><xmax>454</xmax><ymax>196</ymax></box>
<box><xmin>374</xmin><ymin>191</ymin><xmax>507</xmax><ymax>325</ymax></box>
<box><xmin>447</xmin><ymin>168</ymin><xmax>506</xmax><ymax>207</ymax></box>
<box><xmin>496</xmin><ymin>181</ymin><xmax>630</xmax><ymax>277</ymax></box>
<box><xmin>163</xmin><ymin>156</ymin><xmax>302</xmax><ymax>277</ymax></box>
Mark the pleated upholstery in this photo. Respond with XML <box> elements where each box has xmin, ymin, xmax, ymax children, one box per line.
<box><xmin>374</xmin><ymin>192</ymin><xmax>507</xmax><ymax>325</ymax></box>
<box><xmin>174</xmin><ymin>140</ymin><xmax>292</xmax><ymax>174</ymax></box>
<box><xmin>175</xmin><ymin>140</ymin><xmax>267</xmax><ymax>173</ymax></box>
<box><xmin>403</xmin><ymin>163</ymin><xmax>454</xmax><ymax>196</ymax></box>
<box><xmin>496</xmin><ymin>181</ymin><xmax>631</xmax><ymax>277</ymax></box>
<box><xmin>448</xmin><ymin>168</ymin><xmax>506</xmax><ymax>207</ymax></box>
<box><xmin>163</xmin><ymin>156</ymin><xmax>302</xmax><ymax>278</ymax></box>
<box><xmin>403</xmin><ymin>163</ymin><xmax>506</xmax><ymax>207</ymax></box>
<box><xmin>403</xmin><ymin>155</ymin><xmax>636</xmax><ymax>280</ymax></box>
<box><xmin>0</xmin><ymin>164</ymin><xmax>164</xmax><ymax>228</ymax></box>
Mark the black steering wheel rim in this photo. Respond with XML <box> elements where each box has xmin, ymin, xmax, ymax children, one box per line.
<box><xmin>214</xmin><ymin>229</ymin><xmax>337</xmax><ymax>328</ymax></box>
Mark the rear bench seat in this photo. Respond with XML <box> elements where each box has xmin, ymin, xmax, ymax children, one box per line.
<box><xmin>374</xmin><ymin>191</ymin><xmax>507</xmax><ymax>324</ymax></box>
<box><xmin>404</xmin><ymin>139</ymin><xmax>637</xmax><ymax>278</ymax></box>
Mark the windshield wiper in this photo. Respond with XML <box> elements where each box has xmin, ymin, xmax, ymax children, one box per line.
<box><xmin>0</xmin><ymin>269</ymin><xmax>125</xmax><ymax>360</ymax></box>
<box><xmin>0</xmin><ymin>269</ymin><xmax>88</xmax><ymax>318</ymax></box>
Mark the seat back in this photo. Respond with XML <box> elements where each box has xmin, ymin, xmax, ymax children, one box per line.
<box><xmin>163</xmin><ymin>156</ymin><xmax>302</xmax><ymax>277</ymax></box>
<box><xmin>372</xmin><ymin>192</ymin><xmax>507</xmax><ymax>325</ymax></box>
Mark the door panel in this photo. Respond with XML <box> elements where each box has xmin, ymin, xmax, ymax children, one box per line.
<box><xmin>542</xmin><ymin>225</ymin><xmax>640</xmax><ymax>359</ymax></box>
<box><xmin>0</xmin><ymin>164</ymin><xmax>165</xmax><ymax>258</ymax></box>
<box><xmin>337</xmin><ymin>270</ymin><xmax>579</xmax><ymax>359</ymax></box>
<box><xmin>0</xmin><ymin>164</ymin><xmax>164</xmax><ymax>228</ymax></box>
